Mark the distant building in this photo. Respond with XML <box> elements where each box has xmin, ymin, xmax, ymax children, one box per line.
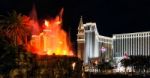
<box><xmin>113</xmin><ymin>32</ymin><xmax>150</xmax><ymax>57</ymax></box>
<box><xmin>77</xmin><ymin>17</ymin><xmax>113</xmax><ymax>64</ymax></box>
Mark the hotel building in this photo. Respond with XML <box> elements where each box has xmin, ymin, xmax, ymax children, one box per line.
<box><xmin>77</xmin><ymin>17</ymin><xmax>150</xmax><ymax>64</ymax></box>
<box><xmin>113</xmin><ymin>32</ymin><xmax>150</xmax><ymax>57</ymax></box>
<box><xmin>77</xmin><ymin>17</ymin><xmax>113</xmax><ymax>64</ymax></box>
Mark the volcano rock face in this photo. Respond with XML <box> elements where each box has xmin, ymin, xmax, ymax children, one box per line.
<box><xmin>9</xmin><ymin>55</ymin><xmax>82</xmax><ymax>78</ymax></box>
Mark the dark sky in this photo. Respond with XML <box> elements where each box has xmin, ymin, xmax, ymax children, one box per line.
<box><xmin>0</xmin><ymin>0</ymin><xmax>150</xmax><ymax>51</ymax></box>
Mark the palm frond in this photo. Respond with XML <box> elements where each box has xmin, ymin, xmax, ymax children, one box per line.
<box><xmin>0</xmin><ymin>11</ymin><xmax>32</xmax><ymax>46</ymax></box>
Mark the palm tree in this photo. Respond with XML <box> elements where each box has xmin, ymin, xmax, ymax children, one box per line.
<box><xmin>0</xmin><ymin>11</ymin><xmax>32</xmax><ymax>77</ymax></box>
<box><xmin>0</xmin><ymin>11</ymin><xmax>32</xmax><ymax>46</ymax></box>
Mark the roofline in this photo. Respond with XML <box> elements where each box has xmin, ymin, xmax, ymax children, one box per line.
<box><xmin>113</xmin><ymin>31</ymin><xmax>150</xmax><ymax>36</ymax></box>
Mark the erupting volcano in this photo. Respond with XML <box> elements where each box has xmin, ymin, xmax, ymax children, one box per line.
<box><xmin>29</xmin><ymin>8</ymin><xmax>73</xmax><ymax>56</ymax></box>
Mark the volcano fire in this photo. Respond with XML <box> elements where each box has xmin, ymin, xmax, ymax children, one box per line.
<box><xmin>28</xmin><ymin>9</ymin><xmax>73</xmax><ymax>56</ymax></box>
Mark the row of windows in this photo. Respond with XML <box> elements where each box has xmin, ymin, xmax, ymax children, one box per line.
<box><xmin>84</xmin><ymin>25</ymin><xmax>96</xmax><ymax>31</ymax></box>
<box><xmin>99</xmin><ymin>38</ymin><xmax>112</xmax><ymax>43</ymax></box>
<box><xmin>113</xmin><ymin>36</ymin><xmax>150</xmax><ymax>57</ymax></box>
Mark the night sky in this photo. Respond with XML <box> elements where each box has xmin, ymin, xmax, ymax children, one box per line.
<box><xmin>0</xmin><ymin>0</ymin><xmax>150</xmax><ymax>51</ymax></box>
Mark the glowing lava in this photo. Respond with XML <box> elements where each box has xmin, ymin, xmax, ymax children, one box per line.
<box><xmin>29</xmin><ymin>9</ymin><xmax>73</xmax><ymax>56</ymax></box>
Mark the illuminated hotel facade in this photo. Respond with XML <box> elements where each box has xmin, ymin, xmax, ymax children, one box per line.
<box><xmin>77</xmin><ymin>17</ymin><xmax>113</xmax><ymax>63</ymax></box>
<box><xmin>77</xmin><ymin>17</ymin><xmax>150</xmax><ymax>64</ymax></box>
<box><xmin>113</xmin><ymin>32</ymin><xmax>150</xmax><ymax>57</ymax></box>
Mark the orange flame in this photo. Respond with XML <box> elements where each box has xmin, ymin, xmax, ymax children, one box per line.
<box><xmin>44</xmin><ymin>20</ymin><xmax>49</xmax><ymax>27</ymax></box>
<box><xmin>29</xmin><ymin>8</ymin><xmax>73</xmax><ymax>56</ymax></box>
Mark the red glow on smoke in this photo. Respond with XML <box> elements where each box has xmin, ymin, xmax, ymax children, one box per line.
<box><xmin>28</xmin><ymin>8</ymin><xmax>74</xmax><ymax>56</ymax></box>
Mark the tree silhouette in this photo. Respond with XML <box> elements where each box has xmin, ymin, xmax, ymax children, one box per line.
<box><xmin>0</xmin><ymin>11</ymin><xmax>32</xmax><ymax>46</ymax></box>
<box><xmin>121</xmin><ymin>58</ymin><xmax>131</xmax><ymax>74</ymax></box>
<box><xmin>0</xmin><ymin>35</ymin><xmax>17</xmax><ymax>76</ymax></box>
